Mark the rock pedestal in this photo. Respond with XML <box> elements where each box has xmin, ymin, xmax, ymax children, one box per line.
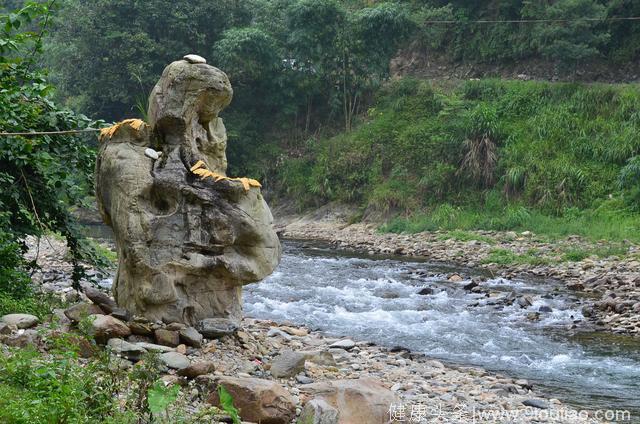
<box><xmin>95</xmin><ymin>56</ymin><xmax>281</xmax><ymax>326</ymax></box>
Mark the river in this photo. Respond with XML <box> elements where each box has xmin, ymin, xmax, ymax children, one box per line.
<box><xmin>244</xmin><ymin>240</ymin><xmax>640</xmax><ymax>415</ymax></box>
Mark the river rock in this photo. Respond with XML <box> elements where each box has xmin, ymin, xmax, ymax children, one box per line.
<box><xmin>300</xmin><ymin>377</ymin><xmax>398</xmax><ymax>424</ymax></box>
<box><xmin>179</xmin><ymin>326</ymin><xmax>203</xmax><ymax>347</ymax></box>
<box><xmin>329</xmin><ymin>339</ymin><xmax>356</xmax><ymax>350</ymax></box>
<box><xmin>2</xmin><ymin>329</ymin><xmax>40</xmax><ymax>347</ymax></box>
<box><xmin>111</xmin><ymin>307</ymin><xmax>131</xmax><ymax>321</ymax></box>
<box><xmin>270</xmin><ymin>350</ymin><xmax>307</xmax><ymax>378</ymax></box>
<box><xmin>83</xmin><ymin>285</ymin><xmax>118</xmax><ymax>314</ymax></box>
<box><xmin>1</xmin><ymin>313</ymin><xmax>39</xmax><ymax>329</ymax></box>
<box><xmin>523</xmin><ymin>399</ymin><xmax>549</xmax><ymax>409</ymax></box>
<box><xmin>0</xmin><ymin>322</ymin><xmax>11</xmax><ymax>335</ymax></box>
<box><xmin>197</xmin><ymin>318</ymin><xmax>238</xmax><ymax>338</ymax></box>
<box><xmin>135</xmin><ymin>342</ymin><xmax>175</xmax><ymax>353</ymax></box>
<box><xmin>463</xmin><ymin>280</ymin><xmax>479</xmax><ymax>291</ymax></box>
<box><xmin>177</xmin><ymin>361</ymin><xmax>215</xmax><ymax>378</ymax></box>
<box><xmin>207</xmin><ymin>377</ymin><xmax>296</xmax><ymax>424</ymax></box>
<box><xmin>107</xmin><ymin>338</ymin><xmax>147</xmax><ymax>361</ymax></box>
<box><xmin>155</xmin><ymin>329</ymin><xmax>180</xmax><ymax>347</ymax></box>
<box><xmin>64</xmin><ymin>303</ymin><xmax>104</xmax><ymax>323</ymax></box>
<box><xmin>95</xmin><ymin>56</ymin><xmax>281</xmax><ymax>326</ymax></box>
<box><xmin>160</xmin><ymin>351</ymin><xmax>190</xmax><ymax>369</ymax></box>
<box><xmin>299</xmin><ymin>399</ymin><xmax>339</xmax><ymax>424</ymax></box>
<box><xmin>417</xmin><ymin>287</ymin><xmax>434</xmax><ymax>295</ymax></box>
<box><xmin>89</xmin><ymin>314</ymin><xmax>131</xmax><ymax>343</ymax></box>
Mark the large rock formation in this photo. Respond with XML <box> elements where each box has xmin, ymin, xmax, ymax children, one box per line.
<box><xmin>95</xmin><ymin>55</ymin><xmax>281</xmax><ymax>327</ymax></box>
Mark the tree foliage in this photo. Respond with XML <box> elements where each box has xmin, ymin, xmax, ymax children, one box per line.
<box><xmin>0</xmin><ymin>2</ymin><xmax>100</xmax><ymax>292</ymax></box>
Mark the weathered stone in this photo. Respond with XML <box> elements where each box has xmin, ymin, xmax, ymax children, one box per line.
<box><xmin>463</xmin><ymin>280</ymin><xmax>479</xmax><ymax>291</ymax></box>
<box><xmin>299</xmin><ymin>398</ymin><xmax>339</xmax><ymax>424</ymax></box>
<box><xmin>166</xmin><ymin>322</ymin><xmax>186</xmax><ymax>331</ymax></box>
<box><xmin>107</xmin><ymin>338</ymin><xmax>147</xmax><ymax>361</ymax></box>
<box><xmin>3</xmin><ymin>329</ymin><xmax>39</xmax><ymax>347</ymax></box>
<box><xmin>197</xmin><ymin>318</ymin><xmax>238</xmax><ymax>338</ymax></box>
<box><xmin>64</xmin><ymin>303</ymin><xmax>104</xmax><ymax>323</ymax></box>
<box><xmin>135</xmin><ymin>342</ymin><xmax>175</xmax><ymax>353</ymax></box>
<box><xmin>0</xmin><ymin>322</ymin><xmax>11</xmax><ymax>335</ymax></box>
<box><xmin>1</xmin><ymin>313</ymin><xmax>39</xmax><ymax>329</ymax></box>
<box><xmin>129</xmin><ymin>321</ymin><xmax>154</xmax><ymax>336</ymax></box>
<box><xmin>270</xmin><ymin>350</ymin><xmax>307</xmax><ymax>378</ymax></box>
<box><xmin>523</xmin><ymin>399</ymin><xmax>549</xmax><ymax>409</ymax></box>
<box><xmin>417</xmin><ymin>287</ymin><xmax>433</xmax><ymax>295</ymax></box>
<box><xmin>155</xmin><ymin>329</ymin><xmax>180</xmax><ymax>347</ymax></box>
<box><xmin>296</xmin><ymin>374</ymin><xmax>314</xmax><ymax>385</ymax></box>
<box><xmin>183</xmin><ymin>54</ymin><xmax>207</xmax><ymax>64</ymax></box>
<box><xmin>160</xmin><ymin>351</ymin><xmax>190</xmax><ymax>369</ymax></box>
<box><xmin>95</xmin><ymin>57</ymin><xmax>281</xmax><ymax>325</ymax></box>
<box><xmin>207</xmin><ymin>377</ymin><xmax>296</xmax><ymax>424</ymax></box>
<box><xmin>280</xmin><ymin>326</ymin><xmax>308</xmax><ymax>336</ymax></box>
<box><xmin>90</xmin><ymin>314</ymin><xmax>131</xmax><ymax>343</ymax></box>
<box><xmin>83</xmin><ymin>286</ymin><xmax>118</xmax><ymax>314</ymax></box>
<box><xmin>144</xmin><ymin>148</ymin><xmax>160</xmax><ymax>160</ymax></box>
<box><xmin>179</xmin><ymin>327</ymin><xmax>203</xmax><ymax>347</ymax></box>
<box><xmin>300</xmin><ymin>378</ymin><xmax>398</xmax><ymax>424</ymax></box>
<box><xmin>302</xmin><ymin>350</ymin><xmax>336</xmax><ymax>366</ymax></box>
<box><xmin>177</xmin><ymin>361</ymin><xmax>215</xmax><ymax>378</ymax></box>
<box><xmin>111</xmin><ymin>308</ymin><xmax>131</xmax><ymax>322</ymax></box>
<box><xmin>329</xmin><ymin>339</ymin><xmax>355</xmax><ymax>350</ymax></box>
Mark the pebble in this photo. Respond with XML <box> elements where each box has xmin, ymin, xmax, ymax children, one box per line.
<box><xmin>329</xmin><ymin>339</ymin><xmax>356</xmax><ymax>350</ymax></box>
<box><xmin>160</xmin><ymin>351</ymin><xmax>190</xmax><ymax>370</ymax></box>
<box><xmin>144</xmin><ymin>148</ymin><xmax>161</xmax><ymax>160</ymax></box>
<box><xmin>183</xmin><ymin>54</ymin><xmax>207</xmax><ymax>64</ymax></box>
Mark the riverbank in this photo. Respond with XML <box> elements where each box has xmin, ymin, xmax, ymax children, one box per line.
<box><xmin>276</xmin><ymin>206</ymin><xmax>640</xmax><ymax>338</ymax></box>
<box><xmin>2</xmin><ymin>235</ymin><xmax>613</xmax><ymax>423</ymax></box>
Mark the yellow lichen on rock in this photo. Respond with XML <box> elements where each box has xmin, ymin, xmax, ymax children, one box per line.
<box><xmin>99</xmin><ymin>119</ymin><xmax>148</xmax><ymax>141</ymax></box>
<box><xmin>190</xmin><ymin>160</ymin><xmax>261</xmax><ymax>192</ymax></box>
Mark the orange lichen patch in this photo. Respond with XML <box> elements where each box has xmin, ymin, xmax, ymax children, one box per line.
<box><xmin>190</xmin><ymin>160</ymin><xmax>261</xmax><ymax>192</ymax></box>
<box><xmin>99</xmin><ymin>119</ymin><xmax>148</xmax><ymax>141</ymax></box>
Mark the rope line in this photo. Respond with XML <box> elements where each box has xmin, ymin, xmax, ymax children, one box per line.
<box><xmin>421</xmin><ymin>16</ymin><xmax>640</xmax><ymax>24</ymax></box>
<box><xmin>0</xmin><ymin>128</ymin><xmax>101</xmax><ymax>136</ymax></box>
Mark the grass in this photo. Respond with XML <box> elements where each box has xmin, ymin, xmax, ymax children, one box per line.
<box><xmin>437</xmin><ymin>230</ymin><xmax>496</xmax><ymax>245</ymax></box>
<box><xmin>379</xmin><ymin>198</ymin><xmax>640</xmax><ymax>243</ymax></box>
<box><xmin>481</xmin><ymin>248</ymin><xmax>553</xmax><ymax>266</ymax></box>
<box><xmin>561</xmin><ymin>244</ymin><xmax>630</xmax><ymax>262</ymax></box>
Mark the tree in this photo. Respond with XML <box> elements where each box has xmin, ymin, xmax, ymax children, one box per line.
<box><xmin>524</xmin><ymin>0</ymin><xmax>610</xmax><ymax>66</ymax></box>
<box><xmin>286</xmin><ymin>0</ymin><xmax>412</xmax><ymax>131</ymax></box>
<box><xmin>0</xmin><ymin>2</ymin><xmax>99</xmax><ymax>290</ymax></box>
<box><xmin>47</xmin><ymin>0</ymin><xmax>254</xmax><ymax>120</ymax></box>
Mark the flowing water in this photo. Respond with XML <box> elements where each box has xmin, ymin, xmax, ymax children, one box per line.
<box><xmin>244</xmin><ymin>240</ymin><xmax>640</xmax><ymax>415</ymax></box>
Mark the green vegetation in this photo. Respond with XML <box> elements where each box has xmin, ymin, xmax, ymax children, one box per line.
<box><xmin>0</xmin><ymin>2</ymin><xmax>108</xmax><ymax>301</ymax></box>
<box><xmin>0</xmin><ymin>331</ymin><xmax>220</xmax><ymax>423</ymax></box>
<box><xmin>437</xmin><ymin>230</ymin><xmax>496</xmax><ymax>245</ymax></box>
<box><xmin>481</xmin><ymin>248</ymin><xmax>552</xmax><ymax>266</ymax></box>
<box><xmin>280</xmin><ymin>78</ymin><xmax>640</xmax><ymax>241</ymax></box>
<box><xmin>412</xmin><ymin>0</ymin><xmax>637</xmax><ymax>66</ymax></box>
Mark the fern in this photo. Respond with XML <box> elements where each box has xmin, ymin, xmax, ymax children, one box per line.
<box><xmin>218</xmin><ymin>386</ymin><xmax>241</xmax><ymax>424</ymax></box>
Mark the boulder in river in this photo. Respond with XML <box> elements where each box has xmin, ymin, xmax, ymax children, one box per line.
<box><xmin>95</xmin><ymin>55</ymin><xmax>281</xmax><ymax>326</ymax></box>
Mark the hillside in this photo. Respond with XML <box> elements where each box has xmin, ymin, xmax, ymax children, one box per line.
<box><xmin>273</xmin><ymin>78</ymin><xmax>640</xmax><ymax>241</ymax></box>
